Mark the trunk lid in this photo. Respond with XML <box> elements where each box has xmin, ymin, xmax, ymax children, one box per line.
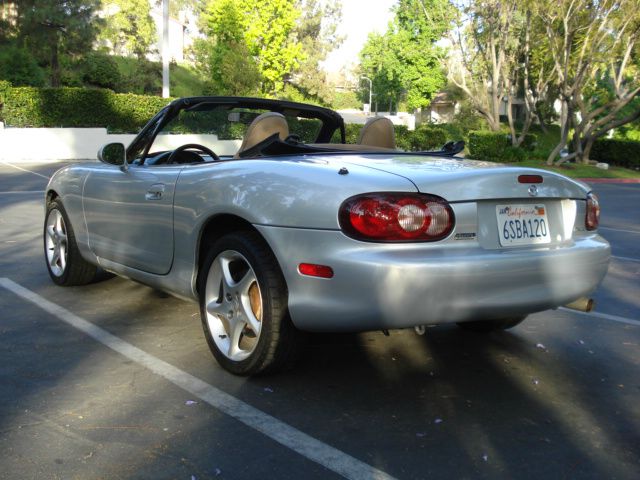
<box><xmin>336</xmin><ymin>154</ymin><xmax>590</xmax><ymax>250</ymax></box>
<box><xmin>339</xmin><ymin>155</ymin><xmax>589</xmax><ymax>201</ymax></box>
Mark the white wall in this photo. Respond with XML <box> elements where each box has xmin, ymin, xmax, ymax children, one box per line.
<box><xmin>0</xmin><ymin>127</ymin><xmax>242</xmax><ymax>163</ymax></box>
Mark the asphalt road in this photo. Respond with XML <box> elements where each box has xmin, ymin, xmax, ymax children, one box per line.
<box><xmin>0</xmin><ymin>161</ymin><xmax>638</xmax><ymax>480</ymax></box>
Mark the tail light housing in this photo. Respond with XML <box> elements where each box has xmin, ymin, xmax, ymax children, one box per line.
<box><xmin>339</xmin><ymin>193</ymin><xmax>455</xmax><ymax>242</ymax></box>
<box><xmin>585</xmin><ymin>192</ymin><xmax>600</xmax><ymax>231</ymax></box>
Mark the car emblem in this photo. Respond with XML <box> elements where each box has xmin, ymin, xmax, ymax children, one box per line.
<box><xmin>528</xmin><ymin>185</ymin><xmax>538</xmax><ymax>197</ymax></box>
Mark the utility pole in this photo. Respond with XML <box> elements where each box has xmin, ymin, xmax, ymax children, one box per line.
<box><xmin>360</xmin><ymin>76</ymin><xmax>373</xmax><ymax>116</ymax></box>
<box><xmin>162</xmin><ymin>0</ymin><xmax>170</xmax><ymax>98</ymax></box>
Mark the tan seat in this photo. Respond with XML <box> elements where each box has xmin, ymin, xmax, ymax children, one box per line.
<box><xmin>357</xmin><ymin>117</ymin><xmax>396</xmax><ymax>149</ymax></box>
<box><xmin>235</xmin><ymin>112</ymin><xmax>289</xmax><ymax>158</ymax></box>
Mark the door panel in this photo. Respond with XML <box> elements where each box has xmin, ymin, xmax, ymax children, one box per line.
<box><xmin>83</xmin><ymin>164</ymin><xmax>181</xmax><ymax>275</ymax></box>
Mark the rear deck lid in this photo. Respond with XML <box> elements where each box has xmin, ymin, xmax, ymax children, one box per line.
<box><xmin>339</xmin><ymin>155</ymin><xmax>589</xmax><ymax>201</ymax></box>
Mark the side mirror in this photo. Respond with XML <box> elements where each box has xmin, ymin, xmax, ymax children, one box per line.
<box><xmin>98</xmin><ymin>143</ymin><xmax>126</xmax><ymax>168</ymax></box>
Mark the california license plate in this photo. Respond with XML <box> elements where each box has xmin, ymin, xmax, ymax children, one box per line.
<box><xmin>496</xmin><ymin>204</ymin><xmax>551</xmax><ymax>246</ymax></box>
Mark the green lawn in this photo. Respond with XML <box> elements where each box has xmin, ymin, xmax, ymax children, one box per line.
<box><xmin>502</xmin><ymin>124</ymin><xmax>640</xmax><ymax>179</ymax></box>
<box><xmin>513</xmin><ymin>158</ymin><xmax>640</xmax><ymax>179</ymax></box>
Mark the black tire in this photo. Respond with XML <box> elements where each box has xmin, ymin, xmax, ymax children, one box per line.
<box><xmin>44</xmin><ymin>199</ymin><xmax>97</xmax><ymax>286</ymax></box>
<box><xmin>198</xmin><ymin>231</ymin><xmax>303</xmax><ymax>376</ymax></box>
<box><xmin>456</xmin><ymin>316</ymin><xmax>527</xmax><ymax>332</ymax></box>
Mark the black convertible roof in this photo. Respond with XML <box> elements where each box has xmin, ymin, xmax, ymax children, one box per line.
<box><xmin>166</xmin><ymin>96</ymin><xmax>345</xmax><ymax>143</ymax></box>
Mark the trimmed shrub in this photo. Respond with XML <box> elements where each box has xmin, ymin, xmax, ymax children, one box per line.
<box><xmin>590</xmin><ymin>138</ymin><xmax>640</xmax><ymax>169</ymax></box>
<box><xmin>2</xmin><ymin>87</ymin><xmax>170</xmax><ymax>133</ymax></box>
<box><xmin>395</xmin><ymin>124</ymin><xmax>448</xmax><ymax>151</ymax></box>
<box><xmin>333</xmin><ymin>122</ymin><xmax>453</xmax><ymax>150</ymax></box>
<box><xmin>468</xmin><ymin>131</ymin><xmax>511</xmax><ymax>161</ymax></box>
<box><xmin>520</xmin><ymin>133</ymin><xmax>538</xmax><ymax>151</ymax></box>
<box><xmin>0</xmin><ymin>45</ymin><xmax>46</xmax><ymax>87</ymax></box>
<box><xmin>0</xmin><ymin>79</ymin><xmax>10</xmax><ymax>102</ymax></box>
<box><xmin>82</xmin><ymin>53</ymin><xmax>121</xmax><ymax>90</ymax></box>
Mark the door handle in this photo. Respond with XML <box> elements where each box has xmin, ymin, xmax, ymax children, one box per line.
<box><xmin>145</xmin><ymin>183</ymin><xmax>165</xmax><ymax>200</ymax></box>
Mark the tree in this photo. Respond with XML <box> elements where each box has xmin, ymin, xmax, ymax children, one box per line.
<box><xmin>198</xmin><ymin>0</ymin><xmax>303</xmax><ymax>95</ymax></box>
<box><xmin>195</xmin><ymin>0</ymin><xmax>261</xmax><ymax>95</ymax></box>
<box><xmin>100</xmin><ymin>0</ymin><xmax>157</xmax><ymax>59</ymax></box>
<box><xmin>14</xmin><ymin>0</ymin><xmax>101</xmax><ymax>86</ymax></box>
<box><xmin>448</xmin><ymin>1</ymin><xmax>520</xmax><ymax>132</ymax></box>
<box><xmin>360</xmin><ymin>0</ymin><xmax>453</xmax><ymax>112</ymax></box>
<box><xmin>360</xmin><ymin>32</ymin><xmax>405</xmax><ymax>111</ymax></box>
<box><xmin>535</xmin><ymin>0</ymin><xmax>640</xmax><ymax>164</ymax></box>
<box><xmin>0</xmin><ymin>1</ymin><xmax>18</xmax><ymax>43</ymax></box>
<box><xmin>291</xmin><ymin>0</ymin><xmax>343</xmax><ymax>104</ymax></box>
<box><xmin>0</xmin><ymin>44</ymin><xmax>46</xmax><ymax>86</ymax></box>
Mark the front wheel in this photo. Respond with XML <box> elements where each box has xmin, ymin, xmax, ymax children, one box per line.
<box><xmin>44</xmin><ymin>200</ymin><xmax>97</xmax><ymax>286</ymax></box>
<box><xmin>198</xmin><ymin>232</ymin><xmax>303</xmax><ymax>376</ymax></box>
<box><xmin>456</xmin><ymin>316</ymin><xmax>527</xmax><ymax>332</ymax></box>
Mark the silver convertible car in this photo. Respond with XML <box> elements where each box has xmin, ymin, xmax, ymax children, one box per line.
<box><xmin>44</xmin><ymin>97</ymin><xmax>610</xmax><ymax>375</ymax></box>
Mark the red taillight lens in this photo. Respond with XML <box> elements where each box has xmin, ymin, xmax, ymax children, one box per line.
<box><xmin>298</xmin><ymin>263</ymin><xmax>334</xmax><ymax>278</ymax></box>
<box><xmin>586</xmin><ymin>192</ymin><xmax>600</xmax><ymax>231</ymax></box>
<box><xmin>339</xmin><ymin>193</ymin><xmax>455</xmax><ymax>242</ymax></box>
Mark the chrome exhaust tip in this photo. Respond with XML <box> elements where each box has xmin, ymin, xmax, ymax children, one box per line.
<box><xmin>564</xmin><ymin>297</ymin><xmax>595</xmax><ymax>312</ymax></box>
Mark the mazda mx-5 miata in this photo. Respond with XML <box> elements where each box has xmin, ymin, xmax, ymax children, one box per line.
<box><xmin>43</xmin><ymin>97</ymin><xmax>610</xmax><ymax>375</ymax></box>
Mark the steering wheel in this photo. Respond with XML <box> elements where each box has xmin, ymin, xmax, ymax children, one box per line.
<box><xmin>166</xmin><ymin>143</ymin><xmax>220</xmax><ymax>164</ymax></box>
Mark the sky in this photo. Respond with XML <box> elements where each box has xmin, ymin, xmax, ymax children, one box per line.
<box><xmin>322</xmin><ymin>0</ymin><xmax>397</xmax><ymax>73</ymax></box>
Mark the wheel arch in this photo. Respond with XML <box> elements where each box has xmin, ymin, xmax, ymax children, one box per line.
<box><xmin>46</xmin><ymin>189</ymin><xmax>59</xmax><ymax>205</ymax></box>
<box><xmin>195</xmin><ymin>214</ymin><xmax>279</xmax><ymax>294</ymax></box>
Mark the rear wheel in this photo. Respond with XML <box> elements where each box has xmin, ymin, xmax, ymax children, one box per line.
<box><xmin>44</xmin><ymin>200</ymin><xmax>97</xmax><ymax>286</ymax></box>
<box><xmin>456</xmin><ymin>316</ymin><xmax>527</xmax><ymax>332</ymax></box>
<box><xmin>198</xmin><ymin>232</ymin><xmax>303</xmax><ymax>376</ymax></box>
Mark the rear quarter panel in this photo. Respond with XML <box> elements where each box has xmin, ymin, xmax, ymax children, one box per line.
<box><xmin>171</xmin><ymin>157</ymin><xmax>417</xmax><ymax>291</ymax></box>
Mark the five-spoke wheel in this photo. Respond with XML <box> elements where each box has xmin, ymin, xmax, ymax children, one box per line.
<box><xmin>44</xmin><ymin>200</ymin><xmax>97</xmax><ymax>286</ymax></box>
<box><xmin>45</xmin><ymin>208</ymin><xmax>68</xmax><ymax>278</ymax></box>
<box><xmin>199</xmin><ymin>232</ymin><xmax>303</xmax><ymax>375</ymax></box>
<box><xmin>204</xmin><ymin>250</ymin><xmax>264</xmax><ymax>361</ymax></box>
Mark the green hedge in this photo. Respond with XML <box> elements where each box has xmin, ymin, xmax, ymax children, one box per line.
<box><xmin>0</xmin><ymin>86</ymin><xmax>462</xmax><ymax>149</ymax></box>
<box><xmin>590</xmin><ymin>139</ymin><xmax>640</xmax><ymax>169</ymax></box>
<box><xmin>2</xmin><ymin>87</ymin><xmax>170</xmax><ymax>133</ymax></box>
<box><xmin>395</xmin><ymin>124</ymin><xmax>448</xmax><ymax>151</ymax></box>
<box><xmin>468</xmin><ymin>130</ymin><xmax>537</xmax><ymax>162</ymax></box>
<box><xmin>0</xmin><ymin>80</ymin><xmax>11</xmax><ymax>120</ymax></box>
<box><xmin>334</xmin><ymin>122</ymin><xmax>453</xmax><ymax>151</ymax></box>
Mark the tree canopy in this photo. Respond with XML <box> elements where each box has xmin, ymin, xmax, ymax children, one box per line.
<box><xmin>197</xmin><ymin>0</ymin><xmax>303</xmax><ymax>95</ymax></box>
<box><xmin>99</xmin><ymin>0</ymin><xmax>157</xmax><ymax>59</ymax></box>
<box><xmin>12</xmin><ymin>0</ymin><xmax>102</xmax><ymax>86</ymax></box>
<box><xmin>359</xmin><ymin>0</ymin><xmax>454</xmax><ymax>112</ymax></box>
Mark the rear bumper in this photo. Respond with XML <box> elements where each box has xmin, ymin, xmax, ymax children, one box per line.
<box><xmin>257</xmin><ymin>226</ymin><xmax>611</xmax><ymax>332</ymax></box>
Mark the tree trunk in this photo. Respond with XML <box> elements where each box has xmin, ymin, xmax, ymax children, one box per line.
<box><xmin>547</xmin><ymin>98</ymin><xmax>571</xmax><ymax>165</ymax></box>
<box><xmin>506</xmin><ymin>92</ymin><xmax>517</xmax><ymax>146</ymax></box>
<box><xmin>50</xmin><ymin>43</ymin><xmax>60</xmax><ymax>87</ymax></box>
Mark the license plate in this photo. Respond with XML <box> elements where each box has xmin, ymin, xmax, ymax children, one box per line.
<box><xmin>496</xmin><ymin>204</ymin><xmax>551</xmax><ymax>246</ymax></box>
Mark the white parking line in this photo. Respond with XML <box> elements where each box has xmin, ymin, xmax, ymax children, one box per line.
<box><xmin>0</xmin><ymin>162</ymin><xmax>50</xmax><ymax>179</ymax></box>
<box><xmin>0</xmin><ymin>277</ymin><xmax>396</xmax><ymax>480</ymax></box>
<box><xmin>559</xmin><ymin>307</ymin><xmax>640</xmax><ymax>327</ymax></box>
<box><xmin>0</xmin><ymin>190</ymin><xmax>45</xmax><ymax>195</ymax></box>
<box><xmin>600</xmin><ymin>226</ymin><xmax>640</xmax><ymax>235</ymax></box>
<box><xmin>612</xmin><ymin>255</ymin><xmax>640</xmax><ymax>263</ymax></box>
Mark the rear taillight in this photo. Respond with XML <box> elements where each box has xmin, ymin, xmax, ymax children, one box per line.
<box><xmin>339</xmin><ymin>193</ymin><xmax>455</xmax><ymax>242</ymax></box>
<box><xmin>586</xmin><ymin>192</ymin><xmax>600</xmax><ymax>231</ymax></box>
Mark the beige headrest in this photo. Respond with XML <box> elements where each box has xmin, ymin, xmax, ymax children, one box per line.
<box><xmin>357</xmin><ymin>117</ymin><xmax>396</xmax><ymax>149</ymax></box>
<box><xmin>235</xmin><ymin>112</ymin><xmax>289</xmax><ymax>158</ymax></box>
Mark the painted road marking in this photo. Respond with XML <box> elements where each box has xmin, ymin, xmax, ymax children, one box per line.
<box><xmin>559</xmin><ymin>307</ymin><xmax>640</xmax><ymax>327</ymax></box>
<box><xmin>0</xmin><ymin>162</ymin><xmax>50</xmax><ymax>179</ymax></box>
<box><xmin>0</xmin><ymin>190</ymin><xmax>45</xmax><ymax>195</ymax></box>
<box><xmin>0</xmin><ymin>278</ymin><xmax>396</xmax><ymax>480</ymax></box>
<box><xmin>600</xmin><ymin>226</ymin><xmax>640</xmax><ymax>235</ymax></box>
<box><xmin>612</xmin><ymin>255</ymin><xmax>640</xmax><ymax>263</ymax></box>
